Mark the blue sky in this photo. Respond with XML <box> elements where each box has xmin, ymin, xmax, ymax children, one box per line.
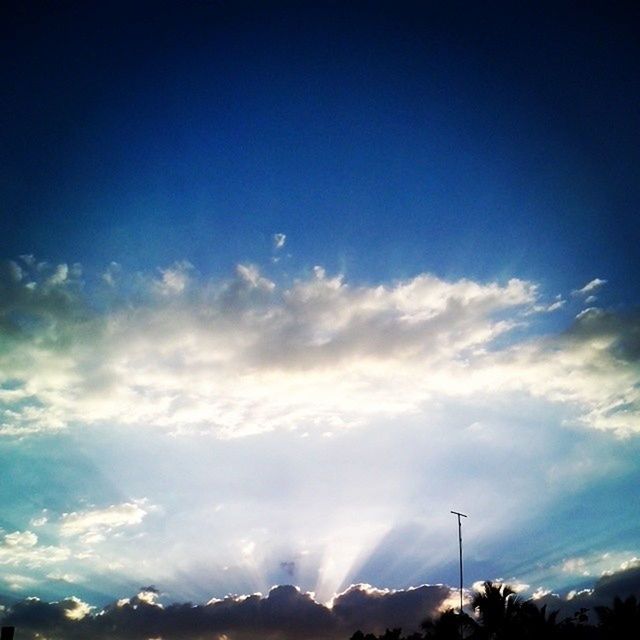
<box><xmin>1</xmin><ymin>2</ymin><xmax>640</xmax><ymax>637</ymax></box>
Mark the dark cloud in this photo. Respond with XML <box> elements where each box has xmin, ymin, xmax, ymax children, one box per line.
<box><xmin>534</xmin><ymin>564</ymin><xmax>640</xmax><ymax>621</ymax></box>
<box><xmin>331</xmin><ymin>584</ymin><xmax>452</xmax><ymax>635</ymax></box>
<box><xmin>0</xmin><ymin>259</ymin><xmax>86</xmax><ymax>340</ymax></box>
<box><xmin>5</xmin><ymin>568</ymin><xmax>640</xmax><ymax>640</ymax></box>
<box><xmin>592</xmin><ymin>565</ymin><xmax>640</xmax><ymax>602</ymax></box>
<box><xmin>566</xmin><ymin>308</ymin><xmax>640</xmax><ymax>363</ymax></box>
<box><xmin>4</xmin><ymin>564</ymin><xmax>640</xmax><ymax>640</ymax></box>
<box><xmin>0</xmin><ymin>584</ymin><xmax>450</xmax><ymax>640</ymax></box>
<box><xmin>1</xmin><ymin>596</ymin><xmax>89</xmax><ymax>635</ymax></box>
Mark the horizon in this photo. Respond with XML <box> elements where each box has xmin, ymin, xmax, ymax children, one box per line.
<box><xmin>1</xmin><ymin>2</ymin><xmax>639</xmax><ymax>638</ymax></box>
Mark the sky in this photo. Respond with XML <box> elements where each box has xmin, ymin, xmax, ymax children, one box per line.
<box><xmin>1</xmin><ymin>1</ymin><xmax>640</xmax><ymax>638</ymax></box>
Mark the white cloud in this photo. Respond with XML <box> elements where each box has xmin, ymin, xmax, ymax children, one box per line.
<box><xmin>572</xmin><ymin>278</ymin><xmax>607</xmax><ymax>296</ymax></box>
<box><xmin>155</xmin><ymin>261</ymin><xmax>193</xmax><ymax>295</ymax></box>
<box><xmin>235</xmin><ymin>262</ymin><xmax>275</xmax><ymax>291</ymax></box>
<box><xmin>135</xmin><ymin>587</ymin><xmax>161</xmax><ymax>606</ymax></box>
<box><xmin>525</xmin><ymin>297</ymin><xmax>566</xmax><ymax>315</ymax></box>
<box><xmin>558</xmin><ymin>552</ymin><xmax>640</xmax><ymax>578</ymax></box>
<box><xmin>575</xmin><ymin>306</ymin><xmax>599</xmax><ymax>320</ymax></box>
<box><xmin>47</xmin><ymin>263</ymin><xmax>69</xmax><ymax>286</ymax></box>
<box><xmin>102</xmin><ymin>261</ymin><xmax>122</xmax><ymax>287</ymax></box>
<box><xmin>4</xmin><ymin>531</ymin><xmax>38</xmax><ymax>547</ymax></box>
<box><xmin>62</xmin><ymin>596</ymin><xmax>93</xmax><ymax>620</ymax></box>
<box><xmin>46</xmin><ymin>571</ymin><xmax>82</xmax><ymax>584</ymax></box>
<box><xmin>0</xmin><ymin>260</ymin><xmax>638</xmax><ymax>440</ymax></box>
<box><xmin>0</xmin><ymin>530</ymin><xmax>70</xmax><ymax>568</ymax></box>
<box><xmin>562</xmin><ymin>557</ymin><xmax>588</xmax><ymax>574</ymax></box>
<box><xmin>273</xmin><ymin>233</ymin><xmax>287</xmax><ymax>250</ymax></box>
<box><xmin>546</xmin><ymin>299</ymin><xmax>565</xmax><ymax>312</ymax></box>
<box><xmin>60</xmin><ymin>502</ymin><xmax>149</xmax><ymax>539</ymax></box>
<box><xmin>3</xmin><ymin>573</ymin><xmax>37</xmax><ymax>591</ymax></box>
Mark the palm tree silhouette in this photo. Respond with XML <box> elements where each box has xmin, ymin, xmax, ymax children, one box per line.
<box><xmin>470</xmin><ymin>581</ymin><xmax>521</xmax><ymax>640</ymax></box>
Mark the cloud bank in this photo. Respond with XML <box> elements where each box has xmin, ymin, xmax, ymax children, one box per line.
<box><xmin>3</xmin><ymin>564</ymin><xmax>640</xmax><ymax>640</ymax></box>
<box><xmin>0</xmin><ymin>258</ymin><xmax>638</xmax><ymax>438</ymax></box>
<box><xmin>0</xmin><ymin>583</ymin><xmax>451</xmax><ymax>640</ymax></box>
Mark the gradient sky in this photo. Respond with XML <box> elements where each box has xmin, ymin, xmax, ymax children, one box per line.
<box><xmin>1</xmin><ymin>0</ymin><xmax>640</xmax><ymax>630</ymax></box>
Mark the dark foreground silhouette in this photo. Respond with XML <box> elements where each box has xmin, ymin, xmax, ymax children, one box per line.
<box><xmin>349</xmin><ymin>582</ymin><xmax>640</xmax><ymax>640</ymax></box>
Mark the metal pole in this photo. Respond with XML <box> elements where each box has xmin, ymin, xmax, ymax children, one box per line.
<box><xmin>450</xmin><ymin>511</ymin><xmax>467</xmax><ymax>612</ymax></box>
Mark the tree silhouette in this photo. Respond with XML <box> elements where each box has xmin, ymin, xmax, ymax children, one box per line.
<box><xmin>519</xmin><ymin>602</ymin><xmax>561</xmax><ymax>639</ymax></box>
<box><xmin>422</xmin><ymin>608</ymin><xmax>477</xmax><ymax>640</ymax></box>
<box><xmin>346</xmin><ymin>586</ymin><xmax>640</xmax><ymax>640</ymax></box>
<box><xmin>594</xmin><ymin>595</ymin><xmax>640</xmax><ymax>639</ymax></box>
<box><xmin>470</xmin><ymin>581</ymin><xmax>521</xmax><ymax>640</ymax></box>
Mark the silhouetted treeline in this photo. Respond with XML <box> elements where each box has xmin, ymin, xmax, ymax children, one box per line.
<box><xmin>349</xmin><ymin>582</ymin><xmax>640</xmax><ymax>640</ymax></box>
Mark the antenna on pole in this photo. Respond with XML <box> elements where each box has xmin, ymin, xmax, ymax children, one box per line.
<box><xmin>450</xmin><ymin>510</ymin><xmax>467</xmax><ymax>613</ymax></box>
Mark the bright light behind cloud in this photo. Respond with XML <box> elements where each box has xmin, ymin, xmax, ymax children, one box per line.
<box><xmin>1</xmin><ymin>256</ymin><xmax>639</xmax><ymax>608</ymax></box>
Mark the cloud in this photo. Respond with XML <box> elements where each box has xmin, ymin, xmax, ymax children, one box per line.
<box><xmin>235</xmin><ymin>263</ymin><xmax>275</xmax><ymax>292</ymax></box>
<box><xmin>60</xmin><ymin>502</ymin><xmax>149</xmax><ymax>539</ymax></box>
<box><xmin>4</xmin><ymin>531</ymin><xmax>37</xmax><ymax>548</ymax></box>
<box><xmin>525</xmin><ymin>295</ymin><xmax>566</xmax><ymax>315</ymax></box>
<box><xmin>5</xmin><ymin>566</ymin><xmax>640</xmax><ymax>640</ymax></box>
<box><xmin>551</xmin><ymin>551</ymin><xmax>640</xmax><ymax>580</ymax></box>
<box><xmin>0</xmin><ymin>583</ymin><xmax>451</xmax><ymax>640</ymax></box>
<box><xmin>155</xmin><ymin>261</ymin><xmax>194</xmax><ymax>295</ymax></box>
<box><xmin>2</xmin><ymin>573</ymin><xmax>38</xmax><ymax>591</ymax></box>
<box><xmin>0</xmin><ymin>258</ymin><xmax>638</xmax><ymax>438</ymax></box>
<box><xmin>534</xmin><ymin>562</ymin><xmax>640</xmax><ymax>620</ymax></box>
<box><xmin>118</xmin><ymin>587</ymin><xmax>162</xmax><ymax>608</ymax></box>
<box><xmin>331</xmin><ymin>583</ymin><xmax>452</xmax><ymax>634</ymax></box>
<box><xmin>273</xmin><ymin>233</ymin><xmax>287</xmax><ymax>250</ymax></box>
<box><xmin>46</xmin><ymin>572</ymin><xmax>82</xmax><ymax>584</ymax></box>
<box><xmin>48</xmin><ymin>263</ymin><xmax>69</xmax><ymax>286</ymax></box>
<box><xmin>572</xmin><ymin>278</ymin><xmax>607</xmax><ymax>296</ymax></box>
<box><xmin>0</xmin><ymin>595</ymin><xmax>93</xmax><ymax>633</ymax></box>
<box><xmin>101</xmin><ymin>261</ymin><xmax>122</xmax><ymax>287</ymax></box>
<box><xmin>0</xmin><ymin>531</ymin><xmax>69</xmax><ymax>568</ymax></box>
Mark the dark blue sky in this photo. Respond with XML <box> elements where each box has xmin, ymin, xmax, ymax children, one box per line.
<box><xmin>3</xmin><ymin>1</ymin><xmax>639</xmax><ymax>296</ymax></box>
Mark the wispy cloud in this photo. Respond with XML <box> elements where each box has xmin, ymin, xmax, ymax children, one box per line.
<box><xmin>59</xmin><ymin>501</ymin><xmax>150</xmax><ymax>546</ymax></box>
<box><xmin>572</xmin><ymin>278</ymin><xmax>607</xmax><ymax>296</ymax></box>
<box><xmin>273</xmin><ymin>233</ymin><xmax>287</xmax><ymax>250</ymax></box>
